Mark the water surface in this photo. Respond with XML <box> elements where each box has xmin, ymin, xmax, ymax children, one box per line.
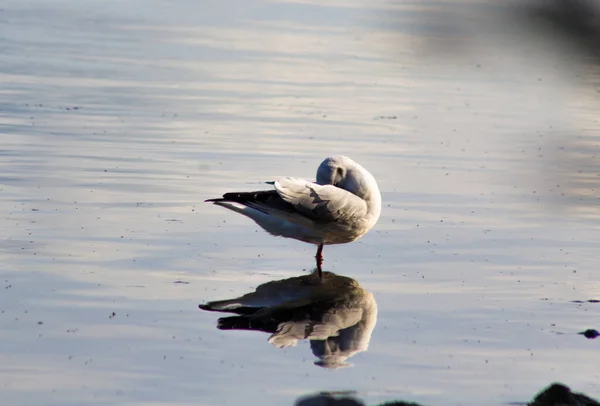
<box><xmin>1</xmin><ymin>0</ymin><xmax>600</xmax><ymax>405</ymax></box>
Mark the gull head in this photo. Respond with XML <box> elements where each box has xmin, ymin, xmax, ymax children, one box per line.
<box><xmin>316</xmin><ymin>155</ymin><xmax>380</xmax><ymax>203</ymax></box>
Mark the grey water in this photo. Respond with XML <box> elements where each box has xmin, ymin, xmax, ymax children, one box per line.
<box><xmin>1</xmin><ymin>0</ymin><xmax>600</xmax><ymax>405</ymax></box>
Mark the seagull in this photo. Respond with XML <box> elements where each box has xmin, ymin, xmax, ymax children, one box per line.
<box><xmin>205</xmin><ymin>155</ymin><xmax>381</xmax><ymax>279</ymax></box>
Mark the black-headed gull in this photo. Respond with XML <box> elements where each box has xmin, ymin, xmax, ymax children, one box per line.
<box><xmin>205</xmin><ymin>155</ymin><xmax>381</xmax><ymax>278</ymax></box>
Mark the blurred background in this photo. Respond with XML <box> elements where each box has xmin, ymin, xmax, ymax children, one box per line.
<box><xmin>1</xmin><ymin>0</ymin><xmax>599</xmax><ymax>405</ymax></box>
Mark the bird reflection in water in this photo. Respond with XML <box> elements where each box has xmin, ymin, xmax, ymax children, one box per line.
<box><xmin>199</xmin><ymin>270</ymin><xmax>377</xmax><ymax>368</ymax></box>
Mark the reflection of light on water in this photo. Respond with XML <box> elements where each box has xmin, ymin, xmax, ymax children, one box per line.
<box><xmin>200</xmin><ymin>271</ymin><xmax>377</xmax><ymax>368</ymax></box>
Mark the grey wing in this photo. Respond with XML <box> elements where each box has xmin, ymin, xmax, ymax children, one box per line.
<box><xmin>268</xmin><ymin>306</ymin><xmax>364</xmax><ymax>348</ymax></box>
<box><xmin>274</xmin><ymin>177</ymin><xmax>367</xmax><ymax>223</ymax></box>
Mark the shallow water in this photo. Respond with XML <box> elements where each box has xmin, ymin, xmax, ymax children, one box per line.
<box><xmin>2</xmin><ymin>0</ymin><xmax>600</xmax><ymax>405</ymax></box>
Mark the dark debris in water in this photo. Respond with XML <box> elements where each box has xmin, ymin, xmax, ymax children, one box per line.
<box><xmin>572</xmin><ymin>299</ymin><xmax>600</xmax><ymax>303</ymax></box>
<box><xmin>173</xmin><ymin>280</ymin><xmax>190</xmax><ymax>284</ymax></box>
<box><xmin>529</xmin><ymin>383</ymin><xmax>600</xmax><ymax>406</ymax></box>
<box><xmin>294</xmin><ymin>383</ymin><xmax>600</xmax><ymax>406</ymax></box>
<box><xmin>578</xmin><ymin>329</ymin><xmax>600</xmax><ymax>339</ymax></box>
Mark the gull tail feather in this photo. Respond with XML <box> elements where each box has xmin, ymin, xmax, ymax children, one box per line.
<box><xmin>199</xmin><ymin>300</ymin><xmax>259</xmax><ymax>316</ymax></box>
<box><xmin>205</xmin><ymin>199</ymin><xmax>252</xmax><ymax>216</ymax></box>
<box><xmin>217</xmin><ymin>316</ymin><xmax>252</xmax><ymax>330</ymax></box>
<box><xmin>199</xmin><ymin>299</ymin><xmax>244</xmax><ymax>312</ymax></box>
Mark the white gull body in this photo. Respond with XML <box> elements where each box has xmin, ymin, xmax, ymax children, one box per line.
<box><xmin>205</xmin><ymin>155</ymin><xmax>382</xmax><ymax>275</ymax></box>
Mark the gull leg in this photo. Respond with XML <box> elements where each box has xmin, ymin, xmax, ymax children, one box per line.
<box><xmin>315</xmin><ymin>243</ymin><xmax>324</xmax><ymax>280</ymax></box>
